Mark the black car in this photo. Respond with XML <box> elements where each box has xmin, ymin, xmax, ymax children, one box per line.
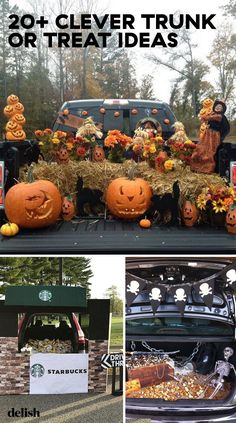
<box><xmin>126</xmin><ymin>257</ymin><xmax>236</xmax><ymax>422</ymax></box>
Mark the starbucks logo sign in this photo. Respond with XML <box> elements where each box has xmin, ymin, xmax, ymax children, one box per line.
<box><xmin>31</xmin><ymin>364</ymin><xmax>45</xmax><ymax>378</ymax></box>
<box><xmin>39</xmin><ymin>290</ymin><xmax>52</xmax><ymax>302</ymax></box>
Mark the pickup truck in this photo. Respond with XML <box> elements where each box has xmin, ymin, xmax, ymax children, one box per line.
<box><xmin>0</xmin><ymin>99</ymin><xmax>235</xmax><ymax>254</ymax></box>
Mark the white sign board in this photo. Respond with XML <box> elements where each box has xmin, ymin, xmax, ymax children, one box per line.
<box><xmin>30</xmin><ymin>353</ymin><xmax>88</xmax><ymax>394</ymax></box>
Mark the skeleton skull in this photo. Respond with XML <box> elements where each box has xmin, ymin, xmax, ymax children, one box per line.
<box><xmin>127</xmin><ymin>280</ymin><xmax>140</xmax><ymax>295</ymax></box>
<box><xmin>149</xmin><ymin>287</ymin><xmax>162</xmax><ymax>301</ymax></box>
<box><xmin>199</xmin><ymin>282</ymin><xmax>213</xmax><ymax>297</ymax></box>
<box><xmin>174</xmin><ymin>288</ymin><xmax>187</xmax><ymax>302</ymax></box>
<box><xmin>224</xmin><ymin>347</ymin><xmax>234</xmax><ymax>361</ymax></box>
<box><xmin>226</xmin><ymin>269</ymin><xmax>236</xmax><ymax>285</ymax></box>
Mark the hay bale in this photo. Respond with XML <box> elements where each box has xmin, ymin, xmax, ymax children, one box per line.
<box><xmin>20</xmin><ymin>159</ymin><xmax>226</xmax><ymax>198</ymax></box>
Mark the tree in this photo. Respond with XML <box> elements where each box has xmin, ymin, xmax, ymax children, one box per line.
<box><xmin>209</xmin><ymin>25</ymin><xmax>236</xmax><ymax>102</ymax></box>
<box><xmin>105</xmin><ymin>285</ymin><xmax>122</xmax><ymax>316</ymax></box>
<box><xmin>0</xmin><ymin>257</ymin><xmax>93</xmax><ymax>295</ymax></box>
<box><xmin>148</xmin><ymin>28</ymin><xmax>210</xmax><ymax>116</ymax></box>
<box><xmin>223</xmin><ymin>0</ymin><xmax>236</xmax><ymax>17</ymax></box>
<box><xmin>139</xmin><ymin>74</ymin><xmax>155</xmax><ymax>100</ymax></box>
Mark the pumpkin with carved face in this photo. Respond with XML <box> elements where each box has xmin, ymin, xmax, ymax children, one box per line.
<box><xmin>61</xmin><ymin>196</ymin><xmax>75</xmax><ymax>221</ymax></box>
<box><xmin>56</xmin><ymin>145</ymin><xmax>70</xmax><ymax>164</ymax></box>
<box><xmin>12</xmin><ymin>113</ymin><xmax>26</xmax><ymax>126</ymax></box>
<box><xmin>106</xmin><ymin>177</ymin><xmax>152</xmax><ymax>220</ymax></box>
<box><xmin>5</xmin><ymin>120</ymin><xmax>21</xmax><ymax>132</ymax></box>
<box><xmin>3</xmin><ymin>105</ymin><xmax>15</xmax><ymax>118</ymax></box>
<box><xmin>92</xmin><ymin>146</ymin><xmax>105</xmax><ymax>162</ymax></box>
<box><xmin>5</xmin><ymin>180</ymin><xmax>62</xmax><ymax>228</ymax></box>
<box><xmin>181</xmin><ymin>200</ymin><xmax>198</xmax><ymax>227</ymax></box>
<box><xmin>6</xmin><ymin>130</ymin><xmax>26</xmax><ymax>141</ymax></box>
<box><xmin>226</xmin><ymin>205</ymin><xmax>236</xmax><ymax>234</ymax></box>
<box><xmin>7</xmin><ymin>94</ymin><xmax>19</xmax><ymax>105</ymax></box>
<box><xmin>13</xmin><ymin>102</ymin><xmax>24</xmax><ymax>114</ymax></box>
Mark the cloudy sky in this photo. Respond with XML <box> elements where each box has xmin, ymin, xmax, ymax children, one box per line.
<box><xmin>10</xmin><ymin>0</ymin><xmax>235</xmax><ymax>102</ymax></box>
<box><xmin>87</xmin><ymin>255</ymin><xmax>124</xmax><ymax>299</ymax></box>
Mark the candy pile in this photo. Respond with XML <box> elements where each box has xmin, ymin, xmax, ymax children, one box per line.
<box><xmin>23</xmin><ymin>339</ymin><xmax>72</xmax><ymax>353</ymax></box>
<box><xmin>126</xmin><ymin>354</ymin><xmax>174</xmax><ymax>369</ymax></box>
<box><xmin>126</xmin><ymin>373</ymin><xmax>231</xmax><ymax>400</ymax></box>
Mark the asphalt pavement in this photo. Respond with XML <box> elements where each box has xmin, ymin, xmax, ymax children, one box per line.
<box><xmin>0</xmin><ymin>382</ymin><xmax>123</xmax><ymax>423</ymax></box>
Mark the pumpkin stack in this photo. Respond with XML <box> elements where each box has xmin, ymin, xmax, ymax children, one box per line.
<box><xmin>3</xmin><ymin>94</ymin><xmax>26</xmax><ymax>141</ymax></box>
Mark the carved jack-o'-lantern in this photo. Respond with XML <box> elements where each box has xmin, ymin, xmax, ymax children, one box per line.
<box><xmin>181</xmin><ymin>200</ymin><xmax>199</xmax><ymax>227</ymax></box>
<box><xmin>6</xmin><ymin>130</ymin><xmax>26</xmax><ymax>141</ymax></box>
<box><xmin>5</xmin><ymin>121</ymin><xmax>21</xmax><ymax>132</ymax></box>
<box><xmin>12</xmin><ymin>113</ymin><xmax>26</xmax><ymax>126</ymax></box>
<box><xmin>5</xmin><ymin>180</ymin><xmax>62</xmax><ymax>228</ymax></box>
<box><xmin>92</xmin><ymin>146</ymin><xmax>105</xmax><ymax>162</ymax></box>
<box><xmin>56</xmin><ymin>146</ymin><xmax>70</xmax><ymax>164</ymax></box>
<box><xmin>106</xmin><ymin>176</ymin><xmax>152</xmax><ymax>220</ymax></box>
<box><xmin>13</xmin><ymin>102</ymin><xmax>24</xmax><ymax>114</ymax></box>
<box><xmin>61</xmin><ymin>196</ymin><xmax>75</xmax><ymax>221</ymax></box>
<box><xmin>3</xmin><ymin>105</ymin><xmax>15</xmax><ymax>118</ymax></box>
<box><xmin>226</xmin><ymin>206</ymin><xmax>236</xmax><ymax>234</ymax></box>
<box><xmin>7</xmin><ymin>94</ymin><xmax>19</xmax><ymax>105</ymax></box>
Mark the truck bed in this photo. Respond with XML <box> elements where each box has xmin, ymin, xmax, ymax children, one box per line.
<box><xmin>0</xmin><ymin>219</ymin><xmax>235</xmax><ymax>254</ymax></box>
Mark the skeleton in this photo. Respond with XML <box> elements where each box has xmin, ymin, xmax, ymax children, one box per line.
<box><xmin>174</xmin><ymin>288</ymin><xmax>187</xmax><ymax>302</ymax></box>
<box><xmin>127</xmin><ymin>280</ymin><xmax>140</xmax><ymax>296</ymax></box>
<box><xmin>226</xmin><ymin>269</ymin><xmax>236</xmax><ymax>286</ymax></box>
<box><xmin>149</xmin><ymin>287</ymin><xmax>162</xmax><ymax>301</ymax></box>
<box><xmin>199</xmin><ymin>282</ymin><xmax>213</xmax><ymax>298</ymax></box>
<box><xmin>200</xmin><ymin>347</ymin><xmax>236</xmax><ymax>399</ymax></box>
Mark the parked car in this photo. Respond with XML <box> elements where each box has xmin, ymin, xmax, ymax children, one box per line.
<box><xmin>126</xmin><ymin>257</ymin><xmax>236</xmax><ymax>422</ymax></box>
<box><xmin>52</xmin><ymin>98</ymin><xmax>176</xmax><ymax>139</ymax></box>
<box><xmin>18</xmin><ymin>312</ymin><xmax>88</xmax><ymax>353</ymax></box>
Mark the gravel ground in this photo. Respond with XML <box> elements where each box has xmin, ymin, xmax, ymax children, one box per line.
<box><xmin>0</xmin><ymin>383</ymin><xmax>123</xmax><ymax>423</ymax></box>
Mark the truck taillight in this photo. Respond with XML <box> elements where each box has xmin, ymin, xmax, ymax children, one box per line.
<box><xmin>104</xmin><ymin>99</ymin><xmax>128</xmax><ymax>105</ymax></box>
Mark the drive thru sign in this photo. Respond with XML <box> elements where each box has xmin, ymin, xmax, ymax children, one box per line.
<box><xmin>101</xmin><ymin>353</ymin><xmax>123</xmax><ymax>369</ymax></box>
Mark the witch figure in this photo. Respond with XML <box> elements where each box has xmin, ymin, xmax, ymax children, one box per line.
<box><xmin>190</xmin><ymin>100</ymin><xmax>230</xmax><ymax>174</ymax></box>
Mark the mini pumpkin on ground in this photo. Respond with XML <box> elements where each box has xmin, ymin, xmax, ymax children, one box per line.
<box><xmin>0</xmin><ymin>223</ymin><xmax>19</xmax><ymax>236</ymax></box>
<box><xmin>139</xmin><ymin>218</ymin><xmax>151</xmax><ymax>228</ymax></box>
<box><xmin>106</xmin><ymin>170</ymin><xmax>152</xmax><ymax>220</ymax></box>
<box><xmin>5</xmin><ymin>179</ymin><xmax>62</xmax><ymax>229</ymax></box>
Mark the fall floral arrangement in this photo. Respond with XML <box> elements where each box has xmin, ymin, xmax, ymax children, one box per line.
<box><xmin>104</xmin><ymin>130</ymin><xmax>132</xmax><ymax>162</ymax></box>
<box><xmin>34</xmin><ymin>128</ymin><xmax>73</xmax><ymax>162</ymax></box>
<box><xmin>196</xmin><ymin>185</ymin><xmax>236</xmax><ymax>214</ymax></box>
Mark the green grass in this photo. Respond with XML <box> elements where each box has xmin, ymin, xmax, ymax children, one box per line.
<box><xmin>110</xmin><ymin>316</ymin><xmax>123</xmax><ymax>346</ymax></box>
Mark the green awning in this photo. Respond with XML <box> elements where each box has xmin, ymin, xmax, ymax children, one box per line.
<box><xmin>5</xmin><ymin>285</ymin><xmax>87</xmax><ymax>308</ymax></box>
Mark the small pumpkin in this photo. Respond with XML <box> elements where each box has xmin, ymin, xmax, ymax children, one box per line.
<box><xmin>5</xmin><ymin>180</ymin><xmax>62</xmax><ymax>229</ymax></box>
<box><xmin>63</xmin><ymin>109</ymin><xmax>69</xmax><ymax>116</ymax></box>
<box><xmin>3</xmin><ymin>105</ymin><xmax>15</xmax><ymax>118</ymax></box>
<box><xmin>92</xmin><ymin>146</ymin><xmax>105</xmax><ymax>162</ymax></box>
<box><xmin>56</xmin><ymin>145</ymin><xmax>70</xmax><ymax>164</ymax></box>
<box><xmin>106</xmin><ymin>174</ymin><xmax>152</xmax><ymax>220</ymax></box>
<box><xmin>5</xmin><ymin>120</ymin><xmax>21</xmax><ymax>132</ymax></box>
<box><xmin>226</xmin><ymin>205</ymin><xmax>236</xmax><ymax>234</ymax></box>
<box><xmin>164</xmin><ymin>118</ymin><xmax>170</xmax><ymax>125</ymax></box>
<box><xmin>100</xmin><ymin>107</ymin><xmax>106</xmax><ymax>114</ymax></box>
<box><xmin>82</xmin><ymin>110</ymin><xmax>88</xmax><ymax>116</ymax></box>
<box><xmin>61</xmin><ymin>196</ymin><xmax>75</xmax><ymax>221</ymax></box>
<box><xmin>139</xmin><ymin>218</ymin><xmax>151</xmax><ymax>228</ymax></box>
<box><xmin>13</xmin><ymin>102</ymin><xmax>24</xmax><ymax>114</ymax></box>
<box><xmin>131</xmin><ymin>108</ymin><xmax>138</xmax><ymax>115</ymax></box>
<box><xmin>151</xmin><ymin>108</ymin><xmax>158</xmax><ymax>115</ymax></box>
<box><xmin>7</xmin><ymin>94</ymin><xmax>19</xmax><ymax>105</ymax></box>
<box><xmin>114</xmin><ymin>111</ymin><xmax>120</xmax><ymax>117</ymax></box>
<box><xmin>12</xmin><ymin>113</ymin><xmax>26</xmax><ymax>126</ymax></box>
<box><xmin>181</xmin><ymin>200</ymin><xmax>199</xmax><ymax>227</ymax></box>
<box><xmin>6</xmin><ymin>130</ymin><xmax>26</xmax><ymax>141</ymax></box>
<box><xmin>0</xmin><ymin>222</ymin><xmax>19</xmax><ymax>237</ymax></box>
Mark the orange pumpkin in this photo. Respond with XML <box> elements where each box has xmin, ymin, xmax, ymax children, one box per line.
<box><xmin>106</xmin><ymin>176</ymin><xmax>152</xmax><ymax>220</ymax></box>
<box><xmin>114</xmin><ymin>111</ymin><xmax>120</xmax><ymax>117</ymax></box>
<box><xmin>12</xmin><ymin>113</ymin><xmax>26</xmax><ymax>126</ymax></box>
<box><xmin>6</xmin><ymin>130</ymin><xmax>26</xmax><ymax>141</ymax></box>
<box><xmin>61</xmin><ymin>196</ymin><xmax>75</xmax><ymax>221</ymax></box>
<box><xmin>5</xmin><ymin>121</ymin><xmax>21</xmax><ymax>132</ymax></box>
<box><xmin>151</xmin><ymin>108</ymin><xmax>158</xmax><ymax>115</ymax></box>
<box><xmin>7</xmin><ymin>94</ymin><xmax>19</xmax><ymax>105</ymax></box>
<box><xmin>3</xmin><ymin>105</ymin><xmax>15</xmax><ymax>118</ymax></box>
<box><xmin>181</xmin><ymin>200</ymin><xmax>198</xmax><ymax>227</ymax></box>
<box><xmin>131</xmin><ymin>109</ymin><xmax>138</xmax><ymax>115</ymax></box>
<box><xmin>82</xmin><ymin>110</ymin><xmax>88</xmax><ymax>116</ymax></box>
<box><xmin>226</xmin><ymin>206</ymin><xmax>236</xmax><ymax>234</ymax></box>
<box><xmin>5</xmin><ymin>180</ymin><xmax>62</xmax><ymax>229</ymax></box>
<box><xmin>13</xmin><ymin>102</ymin><xmax>24</xmax><ymax>114</ymax></box>
<box><xmin>92</xmin><ymin>146</ymin><xmax>105</xmax><ymax>162</ymax></box>
<box><xmin>139</xmin><ymin>218</ymin><xmax>151</xmax><ymax>228</ymax></box>
<box><xmin>100</xmin><ymin>107</ymin><xmax>106</xmax><ymax>114</ymax></box>
<box><xmin>164</xmin><ymin>118</ymin><xmax>170</xmax><ymax>125</ymax></box>
<box><xmin>56</xmin><ymin>145</ymin><xmax>70</xmax><ymax>164</ymax></box>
